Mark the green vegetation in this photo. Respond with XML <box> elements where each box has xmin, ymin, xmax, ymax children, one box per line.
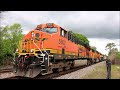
<box><xmin>83</xmin><ymin>64</ymin><xmax>120</xmax><ymax>79</ymax></box>
<box><xmin>91</xmin><ymin>46</ymin><xmax>97</xmax><ymax>51</ymax></box>
<box><xmin>116</xmin><ymin>52</ymin><xmax>120</xmax><ymax>59</ymax></box>
<box><xmin>0</xmin><ymin>23</ymin><xmax>23</xmax><ymax>65</ymax></box>
<box><xmin>82</xmin><ymin>63</ymin><xmax>107</xmax><ymax>79</ymax></box>
<box><xmin>105</xmin><ymin>42</ymin><xmax>116</xmax><ymax>55</ymax></box>
<box><xmin>105</xmin><ymin>42</ymin><xmax>120</xmax><ymax>60</ymax></box>
<box><xmin>111</xmin><ymin>65</ymin><xmax>120</xmax><ymax>79</ymax></box>
<box><xmin>73</xmin><ymin>32</ymin><xmax>90</xmax><ymax>46</ymax></box>
<box><xmin>73</xmin><ymin>32</ymin><xmax>98</xmax><ymax>51</ymax></box>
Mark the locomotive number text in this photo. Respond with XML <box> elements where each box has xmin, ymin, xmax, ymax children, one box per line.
<box><xmin>59</xmin><ymin>39</ymin><xmax>66</xmax><ymax>45</ymax></box>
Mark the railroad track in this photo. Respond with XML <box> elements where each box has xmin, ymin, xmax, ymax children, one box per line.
<box><xmin>4</xmin><ymin>76</ymin><xmax>29</xmax><ymax>79</ymax></box>
<box><xmin>6</xmin><ymin>61</ymin><xmax>104</xmax><ymax>79</ymax></box>
<box><xmin>35</xmin><ymin>61</ymin><xmax>101</xmax><ymax>79</ymax></box>
<box><xmin>35</xmin><ymin>65</ymin><xmax>87</xmax><ymax>79</ymax></box>
<box><xmin>5</xmin><ymin>66</ymin><xmax>87</xmax><ymax>79</ymax></box>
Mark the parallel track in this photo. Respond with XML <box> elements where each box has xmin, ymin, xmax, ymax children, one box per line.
<box><xmin>0</xmin><ymin>68</ymin><xmax>13</xmax><ymax>74</ymax></box>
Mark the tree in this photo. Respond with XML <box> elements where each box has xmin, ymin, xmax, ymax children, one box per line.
<box><xmin>105</xmin><ymin>43</ymin><xmax>116</xmax><ymax>55</ymax></box>
<box><xmin>116</xmin><ymin>52</ymin><xmax>120</xmax><ymax>59</ymax></box>
<box><xmin>105</xmin><ymin>43</ymin><xmax>120</xmax><ymax>64</ymax></box>
<box><xmin>73</xmin><ymin>32</ymin><xmax>89</xmax><ymax>46</ymax></box>
<box><xmin>91</xmin><ymin>46</ymin><xmax>97</xmax><ymax>51</ymax></box>
<box><xmin>111</xmin><ymin>48</ymin><xmax>118</xmax><ymax>53</ymax></box>
<box><xmin>111</xmin><ymin>48</ymin><xmax>120</xmax><ymax>60</ymax></box>
<box><xmin>0</xmin><ymin>23</ymin><xmax>23</xmax><ymax>65</ymax></box>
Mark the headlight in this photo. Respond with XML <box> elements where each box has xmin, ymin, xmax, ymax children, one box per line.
<box><xmin>45</xmin><ymin>57</ymin><xmax>48</xmax><ymax>60</ymax></box>
<box><xmin>16</xmin><ymin>49</ymin><xmax>19</xmax><ymax>52</ymax></box>
<box><xmin>46</xmin><ymin>23</ymin><xmax>53</xmax><ymax>27</ymax></box>
<box><xmin>30</xmin><ymin>49</ymin><xmax>34</xmax><ymax>53</ymax></box>
<box><xmin>31</xmin><ymin>32</ymin><xmax>34</xmax><ymax>37</ymax></box>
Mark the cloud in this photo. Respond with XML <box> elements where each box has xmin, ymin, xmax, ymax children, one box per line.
<box><xmin>0</xmin><ymin>11</ymin><xmax>120</xmax><ymax>54</ymax></box>
<box><xmin>1</xmin><ymin>11</ymin><xmax>119</xmax><ymax>39</ymax></box>
<box><xmin>48</xmin><ymin>11</ymin><xmax>119</xmax><ymax>39</ymax></box>
<box><xmin>89</xmin><ymin>38</ymin><xmax>120</xmax><ymax>55</ymax></box>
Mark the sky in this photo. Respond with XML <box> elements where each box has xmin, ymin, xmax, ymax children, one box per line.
<box><xmin>0</xmin><ymin>11</ymin><xmax>120</xmax><ymax>55</ymax></box>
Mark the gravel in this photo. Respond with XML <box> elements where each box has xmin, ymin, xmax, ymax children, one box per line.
<box><xmin>0</xmin><ymin>72</ymin><xmax>16</xmax><ymax>79</ymax></box>
<box><xmin>53</xmin><ymin>61</ymin><xmax>106</xmax><ymax>79</ymax></box>
<box><xmin>0</xmin><ymin>65</ymin><xmax>15</xmax><ymax>79</ymax></box>
<box><xmin>0</xmin><ymin>65</ymin><xmax>13</xmax><ymax>70</ymax></box>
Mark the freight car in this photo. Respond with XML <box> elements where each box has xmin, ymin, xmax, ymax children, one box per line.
<box><xmin>13</xmin><ymin>23</ymin><xmax>104</xmax><ymax>78</ymax></box>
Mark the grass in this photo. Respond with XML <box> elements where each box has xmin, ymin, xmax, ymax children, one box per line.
<box><xmin>82</xmin><ymin>64</ymin><xmax>120</xmax><ymax>79</ymax></box>
<box><xmin>111</xmin><ymin>65</ymin><xmax>120</xmax><ymax>79</ymax></box>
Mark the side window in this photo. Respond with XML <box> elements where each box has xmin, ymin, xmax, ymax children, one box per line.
<box><xmin>68</xmin><ymin>32</ymin><xmax>70</xmax><ymax>40</ymax></box>
<box><xmin>60</xmin><ymin>28</ymin><xmax>67</xmax><ymax>38</ymax></box>
<box><xmin>68</xmin><ymin>31</ymin><xmax>72</xmax><ymax>41</ymax></box>
<box><xmin>62</xmin><ymin>30</ymin><xmax>64</xmax><ymax>36</ymax></box>
<box><xmin>70</xmin><ymin>34</ymin><xmax>73</xmax><ymax>41</ymax></box>
<box><xmin>74</xmin><ymin>36</ymin><xmax>77</xmax><ymax>43</ymax></box>
<box><xmin>60</xmin><ymin>29</ymin><xmax>62</xmax><ymax>36</ymax></box>
<box><xmin>72</xmin><ymin>35</ymin><xmax>74</xmax><ymax>42</ymax></box>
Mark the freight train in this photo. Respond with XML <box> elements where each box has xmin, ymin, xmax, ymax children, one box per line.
<box><xmin>13</xmin><ymin>23</ymin><xmax>105</xmax><ymax>78</ymax></box>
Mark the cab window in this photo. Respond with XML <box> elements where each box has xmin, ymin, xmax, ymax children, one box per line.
<box><xmin>35</xmin><ymin>33</ymin><xmax>39</xmax><ymax>38</ymax></box>
<box><xmin>43</xmin><ymin>28</ymin><xmax>57</xmax><ymax>34</ymax></box>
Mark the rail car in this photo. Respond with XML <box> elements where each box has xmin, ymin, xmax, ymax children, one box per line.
<box><xmin>13</xmin><ymin>23</ymin><xmax>105</xmax><ymax>78</ymax></box>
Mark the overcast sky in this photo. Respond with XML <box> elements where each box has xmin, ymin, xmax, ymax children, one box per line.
<box><xmin>0</xmin><ymin>11</ymin><xmax>120</xmax><ymax>55</ymax></box>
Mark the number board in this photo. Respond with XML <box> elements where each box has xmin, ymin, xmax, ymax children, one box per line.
<box><xmin>59</xmin><ymin>39</ymin><xmax>66</xmax><ymax>45</ymax></box>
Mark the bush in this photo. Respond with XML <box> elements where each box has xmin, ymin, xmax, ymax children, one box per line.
<box><xmin>0</xmin><ymin>23</ymin><xmax>23</xmax><ymax>65</ymax></box>
<box><xmin>116</xmin><ymin>52</ymin><xmax>120</xmax><ymax>60</ymax></box>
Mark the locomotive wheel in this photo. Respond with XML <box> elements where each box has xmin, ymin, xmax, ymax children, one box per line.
<box><xmin>70</xmin><ymin>61</ymin><xmax>75</xmax><ymax>69</ymax></box>
<box><xmin>57</xmin><ymin>66</ymin><xmax>63</xmax><ymax>72</ymax></box>
<box><xmin>90</xmin><ymin>59</ymin><xmax>94</xmax><ymax>65</ymax></box>
<box><xmin>92</xmin><ymin>59</ymin><xmax>95</xmax><ymax>64</ymax></box>
<box><xmin>47</xmin><ymin>67</ymin><xmax>53</xmax><ymax>74</ymax></box>
<box><xmin>87</xmin><ymin>60</ymin><xmax>91</xmax><ymax>66</ymax></box>
<box><xmin>64</xmin><ymin>66</ymin><xmax>70</xmax><ymax>71</ymax></box>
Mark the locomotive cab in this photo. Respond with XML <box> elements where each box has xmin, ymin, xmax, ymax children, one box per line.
<box><xmin>36</xmin><ymin>23</ymin><xmax>58</xmax><ymax>33</ymax></box>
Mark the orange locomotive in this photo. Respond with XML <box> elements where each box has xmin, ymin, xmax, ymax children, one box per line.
<box><xmin>13</xmin><ymin>23</ymin><xmax>104</xmax><ymax>78</ymax></box>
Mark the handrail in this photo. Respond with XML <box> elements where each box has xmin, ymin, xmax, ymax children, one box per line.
<box><xmin>33</xmin><ymin>39</ymin><xmax>43</xmax><ymax>54</ymax></box>
<box><xmin>36</xmin><ymin>54</ymin><xmax>44</xmax><ymax>64</ymax></box>
<box><xmin>41</xmin><ymin>41</ymin><xmax>49</xmax><ymax>66</ymax></box>
<box><xmin>41</xmin><ymin>41</ymin><xmax>49</xmax><ymax>55</ymax></box>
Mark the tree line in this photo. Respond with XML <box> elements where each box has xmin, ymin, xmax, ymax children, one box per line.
<box><xmin>105</xmin><ymin>43</ymin><xmax>120</xmax><ymax>60</ymax></box>
<box><xmin>0</xmin><ymin>24</ymin><xmax>23</xmax><ymax>65</ymax></box>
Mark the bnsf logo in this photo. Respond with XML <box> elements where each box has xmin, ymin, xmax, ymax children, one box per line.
<box><xmin>59</xmin><ymin>39</ymin><xmax>66</xmax><ymax>45</ymax></box>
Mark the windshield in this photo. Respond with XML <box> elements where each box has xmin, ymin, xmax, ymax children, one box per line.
<box><xmin>43</xmin><ymin>28</ymin><xmax>57</xmax><ymax>34</ymax></box>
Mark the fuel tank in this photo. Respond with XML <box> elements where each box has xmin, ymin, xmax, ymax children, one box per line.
<box><xmin>74</xmin><ymin>59</ymin><xmax>88</xmax><ymax>67</ymax></box>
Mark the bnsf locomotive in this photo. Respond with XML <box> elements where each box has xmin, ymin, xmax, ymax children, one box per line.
<box><xmin>13</xmin><ymin>23</ymin><xmax>105</xmax><ymax>78</ymax></box>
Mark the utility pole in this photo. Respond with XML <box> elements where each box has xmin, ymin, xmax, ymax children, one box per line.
<box><xmin>106</xmin><ymin>59</ymin><xmax>111</xmax><ymax>79</ymax></box>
